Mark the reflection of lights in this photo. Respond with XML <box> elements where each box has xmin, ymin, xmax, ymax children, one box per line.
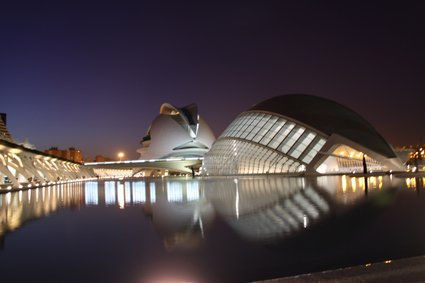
<box><xmin>199</xmin><ymin>216</ymin><xmax>205</xmax><ymax>238</ymax></box>
<box><xmin>351</xmin><ymin>177</ymin><xmax>357</xmax><ymax>192</ymax></box>
<box><xmin>167</xmin><ymin>182</ymin><xmax>183</xmax><ymax>202</ymax></box>
<box><xmin>369</xmin><ymin>177</ymin><xmax>377</xmax><ymax>189</ymax></box>
<box><xmin>125</xmin><ymin>182</ymin><xmax>131</xmax><ymax>204</ymax></box>
<box><xmin>359</xmin><ymin>178</ymin><xmax>365</xmax><ymax>191</ymax></box>
<box><xmin>303</xmin><ymin>215</ymin><xmax>308</xmax><ymax>228</ymax></box>
<box><xmin>132</xmin><ymin>181</ymin><xmax>146</xmax><ymax>203</ymax></box>
<box><xmin>150</xmin><ymin>182</ymin><xmax>156</xmax><ymax>203</ymax></box>
<box><xmin>117</xmin><ymin>183</ymin><xmax>125</xmax><ymax>209</ymax></box>
<box><xmin>104</xmin><ymin>181</ymin><xmax>116</xmax><ymax>205</ymax></box>
<box><xmin>6</xmin><ymin>192</ymin><xmax>11</xmax><ymax>205</ymax></box>
<box><xmin>85</xmin><ymin>182</ymin><xmax>99</xmax><ymax>205</ymax></box>
<box><xmin>406</xmin><ymin>178</ymin><xmax>417</xmax><ymax>189</ymax></box>
<box><xmin>186</xmin><ymin>181</ymin><xmax>199</xmax><ymax>201</ymax></box>
<box><xmin>235</xmin><ymin>183</ymin><xmax>239</xmax><ymax>219</ymax></box>
<box><xmin>342</xmin><ymin>175</ymin><xmax>347</xmax><ymax>193</ymax></box>
<box><xmin>365</xmin><ymin>263</ymin><xmax>372</xmax><ymax>267</ymax></box>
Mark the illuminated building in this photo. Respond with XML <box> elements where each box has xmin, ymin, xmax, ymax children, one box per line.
<box><xmin>202</xmin><ymin>94</ymin><xmax>404</xmax><ymax>175</ymax></box>
<box><xmin>0</xmin><ymin>113</ymin><xmax>13</xmax><ymax>142</ymax></box>
<box><xmin>69</xmin><ymin>147</ymin><xmax>83</xmax><ymax>163</ymax></box>
<box><xmin>137</xmin><ymin>103</ymin><xmax>215</xmax><ymax>159</ymax></box>
<box><xmin>45</xmin><ymin>147</ymin><xmax>83</xmax><ymax>163</ymax></box>
<box><xmin>406</xmin><ymin>146</ymin><xmax>425</xmax><ymax>171</ymax></box>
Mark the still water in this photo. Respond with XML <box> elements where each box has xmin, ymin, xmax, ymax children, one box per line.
<box><xmin>0</xmin><ymin>175</ymin><xmax>424</xmax><ymax>282</ymax></box>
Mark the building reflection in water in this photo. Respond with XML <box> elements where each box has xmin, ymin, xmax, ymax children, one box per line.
<box><xmin>0</xmin><ymin>183</ymin><xmax>84</xmax><ymax>246</ymax></box>
<box><xmin>0</xmin><ymin>175</ymin><xmax>412</xmax><ymax>248</ymax></box>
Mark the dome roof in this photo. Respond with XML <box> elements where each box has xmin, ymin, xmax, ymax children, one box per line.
<box><xmin>249</xmin><ymin>94</ymin><xmax>396</xmax><ymax>158</ymax></box>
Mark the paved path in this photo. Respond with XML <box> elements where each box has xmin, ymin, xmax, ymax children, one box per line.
<box><xmin>259</xmin><ymin>255</ymin><xmax>425</xmax><ymax>282</ymax></box>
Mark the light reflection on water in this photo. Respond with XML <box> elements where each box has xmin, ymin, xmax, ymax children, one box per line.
<box><xmin>0</xmin><ymin>175</ymin><xmax>412</xmax><ymax>245</ymax></box>
<box><xmin>2</xmin><ymin>174</ymin><xmax>425</xmax><ymax>282</ymax></box>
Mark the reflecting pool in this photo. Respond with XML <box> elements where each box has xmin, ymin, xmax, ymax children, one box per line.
<box><xmin>0</xmin><ymin>175</ymin><xmax>424</xmax><ymax>282</ymax></box>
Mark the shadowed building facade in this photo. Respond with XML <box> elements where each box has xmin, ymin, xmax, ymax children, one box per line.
<box><xmin>138</xmin><ymin>103</ymin><xmax>216</xmax><ymax>160</ymax></box>
<box><xmin>202</xmin><ymin>94</ymin><xmax>404</xmax><ymax>175</ymax></box>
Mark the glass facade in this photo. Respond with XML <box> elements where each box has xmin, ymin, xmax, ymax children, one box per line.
<box><xmin>203</xmin><ymin>111</ymin><xmax>327</xmax><ymax>175</ymax></box>
<box><xmin>316</xmin><ymin>145</ymin><xmax>385</xmax><ymax>173</ymax></box>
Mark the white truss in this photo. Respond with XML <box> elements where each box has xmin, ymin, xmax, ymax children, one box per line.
<box><xmin>0</xmin><ymin>142</ymin><xmax>94</xmax><ymax>187</ymax></box>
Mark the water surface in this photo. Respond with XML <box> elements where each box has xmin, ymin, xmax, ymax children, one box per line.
<box><xmin>0</xmin><ymin>175</ymin><xmax>424</xmax><ymax>282</ymax></box>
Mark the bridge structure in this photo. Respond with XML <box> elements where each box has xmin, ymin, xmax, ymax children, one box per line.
<box><xmin>0</xmin><ymin>112</ymin><xmax>203</xmax><ymax>190</ymax></box>
<box><xmin>0</xmin><ymin>139</ymin><xmax>94</xmax><ymax>189</ymax></box>
<box><xmin>0</xmin><ymin>114</ymin><xmax>94</xmax><ymax>189</ymax></box>
<box><xmin>84</xmin><ymin>157</ymin><xmax>203</xmax><ymax>178</ymax></box>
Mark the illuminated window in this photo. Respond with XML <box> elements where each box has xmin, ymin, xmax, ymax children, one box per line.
<box><xmin>289</xmin><ymin>132</ymin><xmax>316</xmax><ymax>159</ymax></box>
<box><xmin>280</xmin><ymin>127</ymin><xmax>305</xmax><ymax>153</ymax></box>
<box><xmin>268</xmin><ymin>122</ymin><xmax>295</xmax><ymax>149</ymax></box>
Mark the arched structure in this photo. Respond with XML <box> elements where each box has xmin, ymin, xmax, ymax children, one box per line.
<box><xmin>137</xmin><ymin>103</ymin><xmax>215</xmax><ymax>159</ymax></box>
<box><xmin>0</xmin><ymin>114</ymin><xmax>94</xmax><ymax>188</ymax></box>
<box><xmin>202</xmin><ymin>94</ymin><xmax>404</xmax><ymax>175</ymax></box>
<box><xmin>0</xmin><ymin>139</ymin><xmax>94</xmax><ymax>187</ymax></box>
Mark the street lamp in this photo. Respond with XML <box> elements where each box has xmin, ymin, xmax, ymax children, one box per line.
<box><xmin>117</xmin><ymin>152</ymin><xmax>125</xmax><ymax>161</ymax></box>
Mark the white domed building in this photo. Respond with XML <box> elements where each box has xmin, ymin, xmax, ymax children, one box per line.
<box><xmin>137</xmin><ymin>103</ymin><xmax>216</xmax><ymax>160</ymax></box>
<box><xmin>202</xmin><ymin>94</ymin><xmax>404</xmax><ymax>175</ymax></box>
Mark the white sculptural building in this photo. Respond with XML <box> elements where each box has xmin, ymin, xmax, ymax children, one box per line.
<box><xmin>202</xmin><ymin>94</ymin><xmax>404</xmax><ymax>175</ymax></box>
<box><xmin>137</xmin><ymin>103</ymin><xmax>216</xmax><ymax>160</ymax></box>
<box><xmin>0</xmin><ymin>113</ymin><xmax>94</xmax><ymax>187</ymax></box>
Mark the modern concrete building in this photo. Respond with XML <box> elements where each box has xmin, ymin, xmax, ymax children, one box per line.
<box><xmin>202</xmin><ymin>94</ymin><xmax>404</xmax><ymax>175</ymax></box>
<box><xmin>137</xmin><ymin>103</ymin><xmax>215</xmax><ymax>160</ymax></box>
<box><xmin>0</xmin><ymin>113</ymin><xmax>94</xmax><ymax>187</ymax></box>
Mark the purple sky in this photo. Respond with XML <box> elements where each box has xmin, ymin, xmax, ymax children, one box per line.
<box><xmin>1</xmin><ymin>1</ymin><xmax>424</xmax><ymax>160</ymax></box>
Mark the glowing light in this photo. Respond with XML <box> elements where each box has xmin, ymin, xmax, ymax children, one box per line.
<box><xmin>186</xmin><ymin>181</ymin><xmax>199</xmax><ymax>201</ymax></box>
<box><xmin>351</xmin><ymin>177</ymin><xmax>357</xmax><ymax>192</ymax></box>
<box><xmin>342</xmin><ymin>175</ymin><xmax>347</xmax><ymax>193</ymax></box>
<box><xmin>117</xmin><ymin>183</ymin><xmax>125</xmax><ymax>209</ymax></box>
<box><xmin>235</xmin><ymin>181</ymin><xmax>239</xmax><ymax>219</ymax></box>
<box><xmin>117</xmin><ymin>152</ymin><xmax>125</xmax><ymax>161</ymax></box>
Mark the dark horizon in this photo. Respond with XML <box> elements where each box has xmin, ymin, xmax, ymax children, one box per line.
<box><xmin>2</xmin><ymin>1</ymin><xmax>424</xmax><ymax>160</ymax></box>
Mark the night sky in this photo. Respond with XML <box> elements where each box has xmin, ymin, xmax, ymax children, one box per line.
<box><xmin>1</xmin><ymin>1</ymin><xmax>424</xmax><ymax>160</ymax></box>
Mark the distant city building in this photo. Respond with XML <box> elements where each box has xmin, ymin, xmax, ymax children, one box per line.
<box><xmin>45</xmin><ymin>147</ymin><xmax>83</xmax><ymax>163</ymax></box>
<box><xmin>405</xmin><ymin>145</ymin><xmax>425</xmax><ymax>171</ymax></box>
<box><xmin>202</xmin><ymin>94</ymin><xmax>404</xmax><ymax>175</ymax></box>
<box><xmin>94</xmin><ymin>155</ymin><xmax>114</xmax><ymax>162</ymax></box>
<box><xmin>69</xmin><ymin>147</ymin><xmax>83</xmax><ymax>163</ymax></box>
<box><xmin>0</xmin><ymin>113</ymin><xmax>13</xmax><ymax>142</ymax></box>
<box><xmin>137</xmin><ymin>103</ymin><xmax>215</xmax><ymax>159</ymax></box>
